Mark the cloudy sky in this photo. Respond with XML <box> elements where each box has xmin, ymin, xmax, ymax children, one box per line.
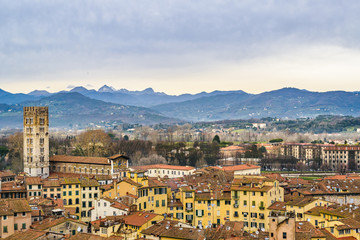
<box><xmin>1</xmin><ymin>0</ymin><xmax>360</xmax><ymax>95</ymax></box>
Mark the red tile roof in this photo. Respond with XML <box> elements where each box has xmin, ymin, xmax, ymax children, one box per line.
<box><xmin>123</xmin><ymin>211</ymin><xmax>159</xmax><ymax>227</ymax></box>
<box><xmin>132</xmin><ymin>164</ymin><xmax>195</xmax><ymax>171</ymax></box>
<box><xmin>3</xmin><ymin>229</ymin><xmax>47</xmax><ymax>240</ymax></box>
<box><xmin>50</xmin><ymin>155</ymin><xmax>110</xmax><ymax>165</ymax></box>
<box><xmin>222</xmin><ymin>164</ymin><xmax>260</xmax><ymax>171</ymax></box>
<box><xmin>25</xmin><ymin>176</ymin><xmax>42</xmax><ymax>185</ymax></box>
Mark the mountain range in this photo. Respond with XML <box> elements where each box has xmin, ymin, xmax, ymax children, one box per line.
<box><xmin>1</xmin><ymin>86</ymin><xmax>360</xmax><ymax>128</ymax></box>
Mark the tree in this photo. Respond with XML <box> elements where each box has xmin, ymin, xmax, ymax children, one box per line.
<box><xmin>0</xmin><ymin>145</ymin><xmax>9</xmax><ymax>158</ymax></box>
<box><xmin>7</xmin><ymin>132</ymin><xmax>23</xmax><ymax>173</ymax></box>
<box><xmin>136</xmin><ymin>154</ymin><xmax>167</xmax><ymax>166</ymax></box>
<box><xmin>212</xmin><ymin>135</ymin><xmax>221</xmax><ymax>144</ymax></box>
<box><xmin>74</xmin><ymin>130</ymin><xmax>112</xmax><ymax>157</ymax></box>
<box><xmin>269</xmin><ymin>138</ymin><xmax>283</xmax><ymax>143</ymax></box>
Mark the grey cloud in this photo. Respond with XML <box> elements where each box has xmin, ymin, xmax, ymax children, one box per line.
<box><xmin>1</xmin><ymin>0</ymin><xmax>360</xmax><ymax>80</ymax></box>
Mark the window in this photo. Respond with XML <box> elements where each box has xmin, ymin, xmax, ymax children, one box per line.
<box><xmin>22</xmin><ymin>223</ymin><xmax>26</xmax><ymax>229</ymax></box>
<box><xmin>82</xmin><ymin>202</ymin><xmax>86</xmax><ymax>208</ymax></box>
<box><xmin>243</xmin><ymin>200</ymin><xmax>247</xmax><ymax>206</ymax></box>
<box><xmin>156</xmin><ymin>200</ymin><xmax>159</xmax><ymax>207</ymax></box>
<box><xmin>22</xmin><ymin>212</ymin><xmax>26</xmax><ymax>217</ymax></box>
<box><xmin>162</xmin><ymin>200</ymin><xmax>165</xmax><ymax>207</ymax></box>
<box><xmin>283</xmin><ymin>232</ymin><xmax>287</xmax><ymax>239</ymax></box>
<box><xmin>3</xmin><ymin>216</ymin><xmax>7</xmax><ymax>220</ymax></box>
<box><xmin>3</xmin><ymin>226</ymin><xmax>8</xmax><ymax>233</ymax></box>
<box><xmin>89</xmin><ymin>201</ymin><xmax>92</xmax><ymax>207</ymax></box>
<box><xmin>76</xmin><ymin>191</ymin><xmax>79</xmax><ymax>196</ymax></box>
<box><xmin>14</xmin><ymin>224</ymin><xmax>18</xmax><ymax>230</ymax></box>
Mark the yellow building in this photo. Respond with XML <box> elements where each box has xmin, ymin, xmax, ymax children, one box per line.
<box><xmin>42</xmin><ymin>179</ymin><xmax>61</xmax><ymax>199</ymax></box>
<box><xmin>230</xmin><ymin>176</ymin><xmax>284</xmax><ymax>232</ymax></box>
<box><xmin>61</xmin><ymin>177</ymin><xmax>81</xmax><ymax>218</ymax></box>
<box><xmin>324</xmin><ymin>218</ymin><xmax>360</xmax><ymax>239</ymax></box>
<box><xmin>137</xmin><ymin>178</ymin><xmax>169</xmax><ymax>215</ymax></box>
<box><xmin>179</xmin><ymin>186</ymin><xmax>195</xmax><ymax>225</ymax></box>
<box><xmin>119</xmin><ymin>211</ymin><xmax>163</xmax><ymax>238</ymax></box>
<box><xmin>80</xmin><ymin>178</ymin><xmax>100</xmax><ymax>222</ymax></box>
<box><xmin>285</xmin><ymin>196</ymin><xmax>331</xmax><ymax>222</ymax></box>
<box><xmin>193</xmin><ymin>190</ymin><xmax>232</xmax><ymax>227</ymax></box>
<box><xmin>102</xmin><ymin>178</ymin><xmax>142</xmax><ymax>199</ymax></box>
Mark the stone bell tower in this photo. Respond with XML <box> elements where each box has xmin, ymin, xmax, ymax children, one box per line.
<box><xmin>23</xmin><ymin>106</ymin><xmax>49</xmax><ymax>177</ymax></box>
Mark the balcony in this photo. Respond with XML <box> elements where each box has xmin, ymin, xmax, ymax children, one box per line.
<box><xmin>233</xmin><ymin>195</ymin><xmax>239</xmax><ymax>199</ymax></box>
<box><xmin>186</xmin><ymin>207</ymin><xmax>193</xmax><ymax>212</ymax></box>
<box><xmin>259</xmin><ymin>206</ymin><xmax>265</xmax><ymax>210</ymax></box>
<box><xmin>233</xmin><ymin>204</ymin><xmax>239</xmax><ymax>208</ymax></box>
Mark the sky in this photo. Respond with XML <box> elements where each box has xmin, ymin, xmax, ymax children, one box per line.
<box><xmin>1</xmin><ymin>0</ymin><xmax>360</xmax><ymax>95</ymax></box>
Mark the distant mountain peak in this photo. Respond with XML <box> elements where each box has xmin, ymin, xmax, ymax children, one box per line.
<box><xmin>98</xmin><ymin>85</ymin><xmax>116</xmax><ymax>93</ymax></box>
<box><xmin>70</xmin><ymin>86</ymin><xmax>89</xmax><ymax>93</ymax></box>
<box><xmin>28</xmin><ymin>90</ymin><xmax>51</xmax><ymax>97</ymax></box>
<box><xmin>142</xmin><ymin>87</ymin><xmax>155</xmax><ymax>93</ymax></box>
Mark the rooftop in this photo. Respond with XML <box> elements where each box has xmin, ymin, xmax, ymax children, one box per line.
<box><xmin>50</xmin><ymin>155</ymin><xmax>110</xmax><ymax>165</ymax></box>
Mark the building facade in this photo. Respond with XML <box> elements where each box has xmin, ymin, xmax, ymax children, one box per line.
<box><xmin>23</xmin><ymin>106</ymin><xmax>49</xmax><ymax>178</ymax></box>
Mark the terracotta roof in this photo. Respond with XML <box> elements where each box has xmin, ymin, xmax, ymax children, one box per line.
<box><xmin>337</xmin><ymin>218</ymin><xmax>360</xmax><ymax>230</ymax></box>
<box><xmin>61</xmin><ymin>177</ymin><xmax>81</xmax><ymax>185</ymax></box>
<box><xmin>80</xmin><ymin>178</ymin><xmax>100</xmax><ymax>187</ymax></box>
<box><xmin>222</xmin><ymin>164</ymin><xmax>260</xmax><ymax>171</ymax></box>
<box><xmin>3</xmin><ymin>229</ymin><xmax>47</xmax><ymax>240</ymax></box>
<box><xmin>132</xmin><ymin>164</ymin><xmax>195</xmax><ymax>171</ymax></box>
<box><xmin>102</xmin><ymin>198</ymin><xmax>129</xmax><ymax>211</ymax></box>
<box><xmin>286</xmin><ymin>196</ymin><xmax>317</xmax><ymax>207</ymax></box>
<box><xmin>0</xmin><ymin>199</ymin><xmax>32</xmax><ymax>216</ymax></box>
<box><xmin>25</xmin><ymin>176</ymin><xmax>42</xmax><ymax>185</ymax></box>
<box><xmin>268</xmin><ymin>201</ymin><xmax>286</xmax><ymax>211</ymax></box>
<box><xmin>67</xmin><ymin>233</ymin><xmax>123</xmax><ymax>240</ymax></box>
<box><xmin>295</xmin><ymin>221</ymin><xmax>326</xmax><ymax>240</ymax></box>
<box><xmin>126</xmin><ymin>193</ymin><xmax>139</xmax><ymax>199</ymax></box>
<box><xmin>50</xmin><ymin>155</ymin><xmax>110</xmax><ymax>165</ymax></box>
<box><xmin>33</xmin><ymin>217</ymin><xmax>87</xmax><ymax>230</ymax></box>
<box><xmin>120</xmin><ymin>178</ymin><xmax>142</xmax><ymax>187</ymax></box>
<box><xmin>147</xmin><ymin>178</ymin><xmax>168</xmax><ymax>188</ymax></box>
<box><xmin>123</xmin><ymin>211</ymin><xmax>159</xmax><ymax>227</ymax></box>
<box><xmin>141</xmin><ymin>220</ymin><xmax>203</xmax><ymax>240</ymax></box>
<box><xmin>323</xmin><ymin>146</ymin><xmax>360</xmax><ymax>151</ymax></box>
<box><xmin>43</xmin><ymin>179</ymin><xmax>61</xmax><ymax>187</ymax></box>
<box><xmin>0</xmin><ymin>181</ymin><xmax>26</xmax><ymax>191</ymax></box>
<box><xmin>108</xmin><ymin>154</ymin><xmax>130</xmax><ymax>160</ymax></box>
<box><xmin>0</xmin><ymin>170</ymin><xmax>16</xmax><ymax>178</ymax></box>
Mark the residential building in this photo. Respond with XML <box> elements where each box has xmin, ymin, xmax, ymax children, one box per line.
<box><xmin>60</xmin><ymin>177</ymin><xmax>81</xmax><ymax>218</ymax></box>
<box><xmin>25</xmin><ymin>177</ymin><xmax>43</xmax><ymax>199</ymax></box>
<box><xmin>91</xmin><ymin>198</ymin><xmax>129</xmax><ymax>221</ymax></box>
<box><xmin>322</xmin><ymin>146</ymin><xmax>360</xmax><ymax>171</ymax></box>
<box><xmin>42</xmin><ymin>179</ymin><xmax>61</xmax><ymax>199</ymax></box>
<box><xmin>0</xmin><ymin>199</ymin><xmax>32</xmax><ymax>238</ymax></box>
<box><xmin>131</xmin><ymin>164</ymin><xmax>196</xmax><ymax>178</ymax></box>
<box><xmin>230</xmin><ymin>176</ymin><xmax>284</xmax><ymax>232</ymax></box>
<box><xmin>137</xmin><ymin>178</ymin><xmax>168</xmax><ymax>215</ymax></box>
<box><xmin>80</xmin><ymin>178</ymin><xmax>100</xmax><ymax>222</ymax></box>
